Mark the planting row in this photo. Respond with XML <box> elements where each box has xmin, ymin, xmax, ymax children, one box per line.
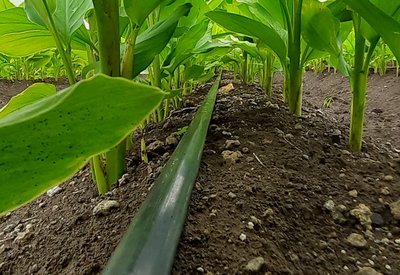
<box><xmin>0</xmin><ymin>0</ymin><xmax>399</xmax><ymax>229</ymax></box>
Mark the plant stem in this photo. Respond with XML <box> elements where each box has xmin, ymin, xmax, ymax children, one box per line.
<box><xmin>91</xmin><ymin>156</ymin><xmax>108</xmax><ymax>194</ymax></box>
<box><xmin>287</xmin><ymin>0</ymin><xmax>303</xmax><ymax>115</ymax></box>
<box><xmin>93</xmin><ymin>0</ymin><xmax>126</xmax><ymax>186</ymax></box>
<box><xmin>42</xmin><ymin>0</ymin><xmax>76</xmax><ymax>85</ymax></box>
<box><xmin>349</xmin><ymin>14</ymin><xmax>377</xmax><ymax>151</ymax></box>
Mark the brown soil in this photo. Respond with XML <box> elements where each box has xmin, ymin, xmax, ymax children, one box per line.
<box><xmin>1</xmin><ymin>72</ymin><xmax>400</xmax><ymax>275</ymax></box>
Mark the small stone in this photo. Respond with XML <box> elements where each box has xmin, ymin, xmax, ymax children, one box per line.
<box><xmin>225</xmin><ymin>139</ymin><xmax>241</xmax><ymax>149</ymax></box>
<box><xmin>47</xmin><ymin>186</ymin><xmax>62</xmax><ymax>197</ymax></box>
<box><xmin>222</xmin><ymin>131</ymin><xmax>232</xmax><ymax>136</ymax></box>
<box><xmin>294</xmin><ymin>123</ymin><xmax>302</xmax><ymax>130</ymax></box>
<box><xmin>389</xmin><ymin>200</ymin><xmax>400</xmax><ymax>220</ymax></box>
<box><xmin>228</xmin><ymin>192</ymin><xmax>237</xmax><ymax>199</ymax></box>
<box><xmin>247</xmin><ymin>222</ymin><xmax>254</xmax><ymax>230</ymax></box>
<box><xmin>196</xmin><ymin>267</ymin><xmax>205</xmax><ymax>273</ymax></box>
<box><xmin>147</xmin><ymin>140</ymin><xmax>164</xmax><ymax>152</ymax></box>
<box><xmin>350</xmin><ymin>204</ymin><xmax>372</xmax><ymax>230</ymax></box>
<box><xmin>0</xmin><ymin>244</ymin><xmax>6</xmax><ymax>254</ymax></box>
<box><xmin>38</xmin><ymin>202</ymin><xmax>46</xmax><ymax>208</ymax></box>
<box><xmin>166</xmin><ymin>133</ymin><xmax>180</xmax><ymax>146</ymax></box>
<box><xmin>371</xmin><ymin>213</ymin><xmax>384</xmax><ymax>227</ymax></box>
<box><xmin>380</xmin><ymin>238</ymin><xmax>390</xmax><ymax>245</ymax></box>
<box><xmin>244</xmin><ymin>257</ymin><xmax>265</xmax><ymax>272</ymax></box>
<box><xmin>302</xmin><ymin>154</ymin><xmax>309</xmax><ymax>161</ymax></box>
<box><xmin>263</xmin><ymin>208</ymin><xmax>274</xmax><ymax>217</ymax></box>
<box><xmin>118</xmin><ymin>173</ymin><xmax>129</xmax><ymax>185</ymax></box>
<box><xmin>367</xmin><ymin>259</ymin><xmax>375</xmax><ymax>266</ymax></box>
<box><xmin>337</xmin><ymin>205</ymin><xmax>347</xmax><ymax>212</ymax></box>
<box><xmin>385</xmin><ymin>265</ymin><xmax>391</xmax><ymax>270</ymax></box>
<box><xmin>93</xmin><ymin>200</ymin><xmax>120</xmax><ymax>216</ymax></box>
<box><xmin>383</xmin><ymin>175</ymin><xmax>393</xmax><ymax>182</ymax></box>
<box><xmin>241</xmin><ymin>147</ymin><xmax>249</xmax><ymax>153</ymax></box>
<box><xmin>222</xmin><ymin>150</ymin><xmax>241</xmax><ymax>164</ymax></box>
<box><xmin>347</xmin><ymin>233</ymin><xmax>367</xmax><ymax>248</ymax></box>
<box><xmin>339</xmin><ymin>173</ymin><xmax>346</xmax><ymax>178</ymax></box>
<box><xmin>394</xmin><ymin>239</ymin><xmax>400</xmax><ymax>244</ymax></box>
<box><xmin>250</xmin><ymin>216</ymin><xmax>262</xmax><ymax>225</ymax></box>
<box><xmin>349</xmin><ymin>190</ymin><xmax>358</xmax><ymax>198</ymax></box>
<box><xmin>323</xmin><ymin>200</ymin><xmax>335</xmax><ymax>211</ymax></box>
<box><xmin>355</xmin><ymin>267</ymin><xmax>383</xmax><ymax>275</ymax></box>
<box><xmin>380</xmin><ymin>187</ymin><xmax>390</xmax><ymax>196</ymax></box>
<box><xmin>239</xmin><ymin>233</ymin><xmax>247</xmax><ymax>241</ymax></box>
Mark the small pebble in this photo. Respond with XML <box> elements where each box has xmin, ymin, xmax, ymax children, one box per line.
<box><xmin>383</xmin><ymin>175</ymin><xmax>393</xmax><ymax>182</ymax></box>
<box><xmin>228</xmin><ymin>192</ymin><xmax>237</xmax><ymax>199</ymax></box>
<box><xmin>247</xmin><ymin>222</ymin><xmax>254</xmax><ymax>230</ymax></box>
<box><xmin>239</xmin><ymin>233</ymin><xmax>247</xmax><ymax>241</ymax></box>
<box><xmin>196</xmin><ymin>267</ymin><xmax>205</xmax><ymax>273</ymax></box>
<box><xmin>47</xmin><ymin>186</ymin><xmax>62</xmax><ymax>197</ymax></box>
<box><xmin>349</xmin><ymin>190</ymin><xmax>358</xmax><ymax>198</ymax></box>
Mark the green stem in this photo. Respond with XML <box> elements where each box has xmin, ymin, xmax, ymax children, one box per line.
<box><xmin>42</xmin><ymin>0</ymin><xmax>76</xmax><ymax>84</ymax></box>
<box><xmin>349</xmin><ymin>15</ymin><xmax>366</xmax><ymax>151</ymax></box>
<box><xmin>242</xmin><ymin>51</ymin><xmax>248</xmax><ymax>83</ymax></box>
<box><xmin>93</xmin><ymin>0</ymin><xmax>120</xmax><ymax>77</ymax></box>
<box><xmin>91</xmin><ymin>156</ymin><xmax>108</xmax><ymax>194</ymax></box>
<box><xmin>93</xmin><ymin>0</ymin><xmax>126</xmax><ymax>186</ymax></box>
<box><xmin>349</xmin><ymin>14</ymin><xmax>377</xmax><ymax>152</ymax></box>
<box><xmin>121</xmin><ymin>26</ymin><xmax>139</xmax><ymax>79</ymax></box>
<box><xmin>287</xmin><ymin>0</ymin><xmax>303</xmax><ymax>115</ymax></box>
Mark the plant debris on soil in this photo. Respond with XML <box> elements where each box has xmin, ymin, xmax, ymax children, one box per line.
<box><xmin>0</xmin><ymin>71</ymin><xmax>400</xmax><ymax>275</ymax></box>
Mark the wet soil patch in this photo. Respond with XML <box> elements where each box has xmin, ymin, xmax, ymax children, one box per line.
<box><xmin>0</xmin><ymin>72</ymin><xmax>400</xmax><ymax>275</ymax></box>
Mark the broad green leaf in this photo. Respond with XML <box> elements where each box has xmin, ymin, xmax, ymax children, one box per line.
<box><xmin>0</xmin><ymin>8</ymin><xmax>87</xmax><ymax>56</ymax></box>
<box><xmin>163</xmin><ymin>21</ymin><xmax>209</xmax><ymax>74</ymax></box>
<box><xmin>345</xmin><ymin>0</ymin><xmax>400</xmax><ymax>62</ymax></box>
<box><xmin>0</xmin><ymin>8</ymin><xmax>56</xmax><ymax>56</ymax></box>
<box><xmin>132</xmin><ymin>3</ymin><xmax>192</xmax><ymax>77</ymax></box>
<box><xmin>206</xmin><ymin>11</ymin><xmax>286</xmax><ymax>65</ymax></box>
<box><xmin>0</xmin><ymin>83</ymin><xmax>56</xmax><ymax>119</ymax></box>
<box><xmin>25</xmin><ymin>0</ymin><xmax>56</xmax><ymax>27</ymax></box>
<box><xmin>124</xmin><ymin>0</ymin><xmax>167</xmax><ymax>27</ymax></box>
<box><xmin>0</xmin><ymin>0</ymin><xmax>13</xmax><ymax>11</ymax></box>
<box><xmin>360</xmin><ymin>0</ymin><xmax>400</xmax><ymax>44</ymax></box>
<box><xmin>53</xmin><ymin>0</ymin><xmax>92</xmax><ymax>43</ymax></box>
<box><xmin>302</xmin><ymin>0</ymin><xmax>349</xmax><ymax>75</ymax></box>
<box><xmin>0</xmin><ymin>74</ymin><xmax>165</xmax><ymax>214</ymax></box>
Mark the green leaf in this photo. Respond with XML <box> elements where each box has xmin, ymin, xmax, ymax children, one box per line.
<box><xmin>0</xmin><ymin>8</ymin><xmax>87</xmax><ymax>56</ymax></box>
<box><xmin>25</xmin><ymin>0</ymin><xmax>56</xmax><ymax>27</ymax></box>
<box><xmin>302</xmin><ymin>0</ymin><xmax>349</xmax><ymax>75</ymax></box>
<box><xmin>132</xmin><ymin>3</ymin><xmax>192</xmax><ymax>77</ymax></box>
<box><xmin>163</xmin><ymin>21</ymin><xmax>210</xmax><ymax>74</ymax></box>
<box><xmin>0</xmin><ymin>8</ymin><xmax>56</xmax><ymax>56</ymax></box>
<box><xmin>53</xmin><ymin>0</ymin><xmax>92</xmax><ymax>43</ymax></box>
<box><xmin>0</xmin><ymin>0</ymin><xmax>13</xmax><ymax>11</ymax></box>
<box><xmin>0</xmin><ymin>74</ymin><xmax>165</xmax><ymax>214</ymax></box>
<box><xmin>345</xmin><ymin>0</ymin><xmax>400</xmax><ymax>62</ymax></box>
<box><xmin>206</xmin><ymin>11</ymin><xmax>286</xmax><ymax>65</ymax></box>
<box><xmin>124</xmin><ymin>0</ymin><xmax>167</xmax><ymax>27</ymax></box>
<box><xmin>0</xmin><ymin>83</ymin><xmax>56</xmax><ymax>119</ymax></box>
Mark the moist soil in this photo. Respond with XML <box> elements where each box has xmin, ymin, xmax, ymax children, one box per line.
<box><xmin>0</xmin><ymin>71</ymin><xmax>400</xmax><ymax>275</ymax></box>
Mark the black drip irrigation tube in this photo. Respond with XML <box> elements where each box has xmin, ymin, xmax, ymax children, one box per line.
<box><xmin>102</xmin><ymin>74</ymin><xmax>222</xmax><ymax>275</ymax></box>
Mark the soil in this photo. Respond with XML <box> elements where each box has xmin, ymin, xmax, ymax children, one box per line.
<box><xmin>0</xmin><ymin>71</ymin><xmax>400</xmax><ymax>275</ymax></box>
